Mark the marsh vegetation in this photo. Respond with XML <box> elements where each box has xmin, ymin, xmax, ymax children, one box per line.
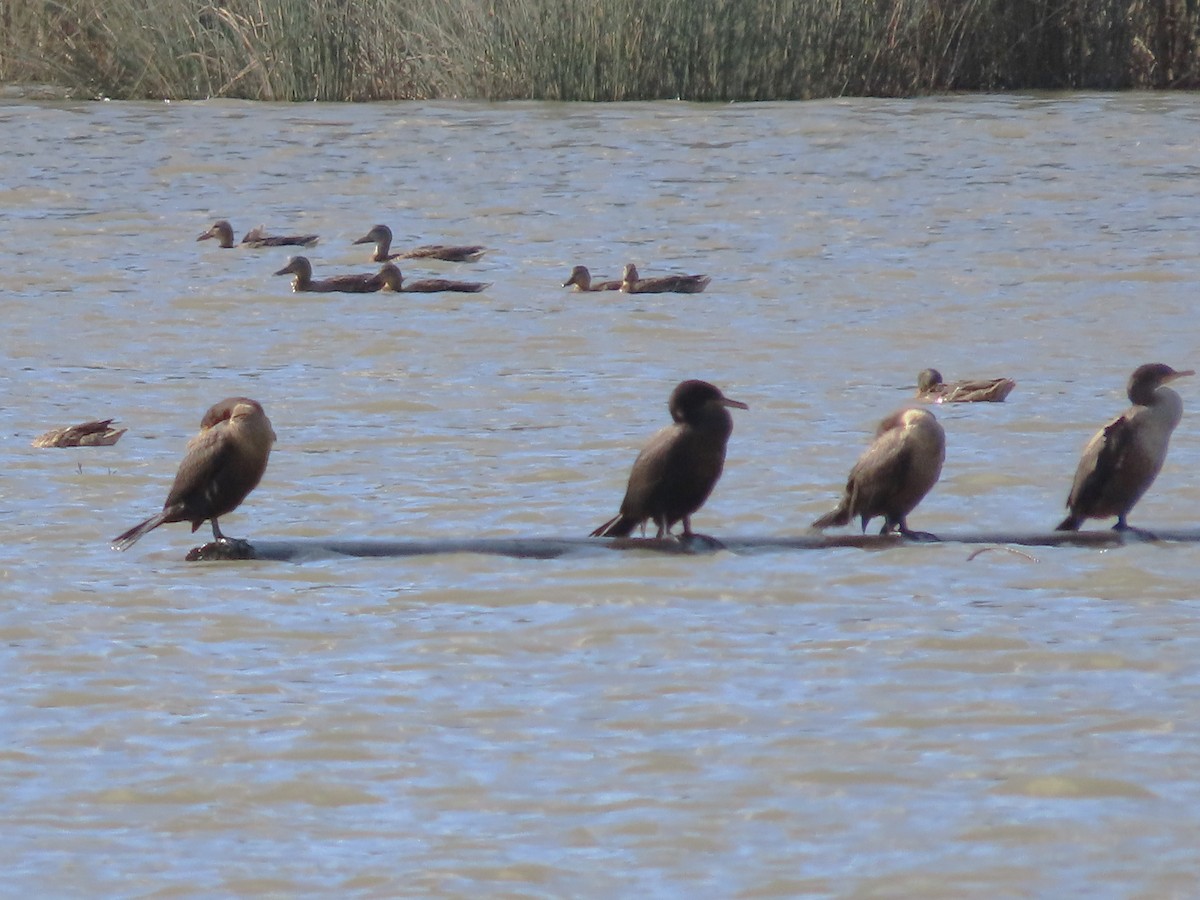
<box><xmin>2</xmin><ymin>0</ymin><xmax>1197</xmax><ymax>101</ymax></box>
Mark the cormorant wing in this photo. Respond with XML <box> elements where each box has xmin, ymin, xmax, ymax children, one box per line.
<box><xmin>163</xmin><ymin>423</ymin><xmax>238</xmax><ymax>513</ymax></box>
<box><xmin>846</xmin><ymin>432</ymin><xmax>914</xmax><ymax>523</ymax></box>
<box><xmin>1067</xmin><ymin>414</ymin><xmax>1134</xmax><ymax>512</ymax></box>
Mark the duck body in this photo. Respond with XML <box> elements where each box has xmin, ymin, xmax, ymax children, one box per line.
<box><xmin>916</xmin><ymin>368</ymin><xmax>1015</xmax><ymax>403</ymax></box>
<box><xmin>197</xmin><ymin>221</ymin><xmax>318</xmax><ymax>249</ymax></box>
<box><xmin>1057</xmin><ymin>363</ymin><xmax>1192</xmax><ymax>531</ymax></box>
<box><xmin>353</xmin><ymin>224</ymin><xmax>485</xmax><ymax>263</ymax></box>
<box><xmin>591</xmin><ymin>380</ymin><xmax>748</xmax><ymax>539</ymax></box>
<box><xmin>620</xmin><ymin>263</ymin><xmax>710</xmax><ymax>294</ymax></box>
<box><xmin>112</xmin><ymin>398</ymin><xmax>276</xmax><ymax>550</ymax></box>
<box><xmin>241</xmin><ymin>225</ymin><xmax>319</xmax><ymax>248</ymax></box>
<box><xmin>274</xmin><ymin>256</ymin><xmax>385</xmax><ymax>293</ymax></box>
<box><xmin>812</xmin><ymin>407</ymin><xmax>945</xmax><ymax>537</ymax></box>
<box><xmin>33</xmin><ymin>419</ymin><xmax>127</xmax><ymax>448</ymax></box>
<box><xmin>377</xmin><ymin>264</ymin><xmax>489</xmax><ymax>293</ymax></box>
<box><xmin>563</xmin><ymin>265</ymin><xmax>620</xmax><ymax>292</ymax></box>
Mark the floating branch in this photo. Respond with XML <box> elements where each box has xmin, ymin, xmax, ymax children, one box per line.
<box><xmin>178</xmin><ymin>528</ymin><xmax>1195</xmax><ymax>562</ymax></box>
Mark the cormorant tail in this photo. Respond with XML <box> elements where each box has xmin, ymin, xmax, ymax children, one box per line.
<box><xmin>112</xmin><ymin>511</ymin><xmax>170</xmax><ymax>551</ymax></box>
<box><xmin>1055</xmin><ymin>513</ymin><xmax>1082</xmax><ymax>532</ymax></box>
<box><xmin>591</xmin><ymin>514</ymin><xmax>637</xmax><ymax>538</ymax></box>
<box><xmin>812</xmin><ymin>504</ymin><xmax>851</xmax><ymax>530</ymax></box>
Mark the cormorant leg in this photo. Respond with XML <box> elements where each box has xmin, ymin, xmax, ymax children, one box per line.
<box><xmin>1114</xmin><ymin>517</ymin><xmax>1158</xmax><ymax>540</ymax></box>
<box><xmin>211</xmin><ymin>518</ymin><xmax>227</xmax><ymax>542</ymax></box>
<box><xmin>893</xmin><ymin>516</ymin><xmax>938</xmax><ymax>542</ymax></box>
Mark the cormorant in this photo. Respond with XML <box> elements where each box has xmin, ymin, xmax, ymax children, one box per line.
<box><xmin>591</xmin><ymin>380</ymin><xmax>747</xmax><ymax>538</ymax></box>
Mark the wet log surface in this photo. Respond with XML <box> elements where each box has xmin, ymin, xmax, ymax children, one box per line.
<box><xmin>180</xmin><ymin>528</ymin><xmax>1200</xmax><ymax>561</ymax></box>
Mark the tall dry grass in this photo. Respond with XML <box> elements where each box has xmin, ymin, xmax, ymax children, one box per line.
<box><xmin>1</xmin><ymin>0</ymin><xmax>1197</xmax><ymax>101</ymax></box>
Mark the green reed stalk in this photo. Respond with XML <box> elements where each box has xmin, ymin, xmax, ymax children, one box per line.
<box><xmin>1</xmin><ymin>0</ymin><xmax>1197</xmax><ymax>101</ymax></box>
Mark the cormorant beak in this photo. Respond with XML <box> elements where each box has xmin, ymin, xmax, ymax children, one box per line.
<box><xmin>721</xmin><ymin>397</ymin><xmax>749</xmax><ymax>411</ymax></box>
<box><xmin>1167</xmin><ymin>369</ymin><xmax>1196</xmax><ymax>382</ymax></box>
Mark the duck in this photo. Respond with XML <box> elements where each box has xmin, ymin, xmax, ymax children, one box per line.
<box><xmin>197</xmin><ymin>220</ymin><xmax>318</xmax><ymax>249</ymax></box>
<box><xmin>591</xmin><ymin>380</ymin><xmax>748</xmax><ymax>539</ymax></box>
<box><xmin>112</xmin><ymin>397</ymin><xmax>275</xmax><ymax>551</ymax></box>
<box><xmin>32</xmin><ymin>418</ymin><xmax>127</xmax><ymax>448</ymax></box>
<box><xmin>240</xmin><ymin>224</ymin><xmax>319</xmax><ymax>248</ymax></box>
<box><xmin>562</xmin><ymin>265</ymin><xmax>621</xmax><ymax>292</ymax></box>
<box><xmin>1056</xmin><ymin>363</ymin><xmax>1193</xmax><ymax>533</ymax></box>
<box><xmin>620</xmin><ymin>263</ymin><xmax>711</xmax><ymax>294</ymax></box>
<box><xmin>352</xmin><ymin>224</ymin><xmax>486</xmax><ymax>263</ymax></box>
<box><xmin>196</xmin><ymin>220</ymin><xmax>238</xmax><ymax>249</ymax></box>
<box><xmin>274</xmin><ymin>256</ymin><xmax>387</xmax><ymax>293</ymax></box>
<box><xmin>812</xmin><ymin>407</ymin><xmax>945</xmax><ymax>538</ymax></box>
<box><xmin>377</xmin><ymin>264</ymin><xmax>490</xmax><ymax>293</ymax></box>
<box><xmin>916</xmin><ymin>368</ymin><xmax>1016</xmax><ymax>403</ymax></box>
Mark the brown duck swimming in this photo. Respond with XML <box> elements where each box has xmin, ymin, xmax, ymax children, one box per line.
<box><xmin>352</xmin><ymin>224</ymin><xmax>486</xmax><ymax>263</ymax></box>
<box><xmin>562</xmin><ymin>265</ymin><xmax>621</xmax><ymax>292</ymax></box>
<box><xmin>33</xmin><ymin>419</ymin><xmax>127</xmax><ymax>448</ymax></box>
<box><xmin>620</xmin><ymin>263</ymin><xmax>711</xmax><ymax>294</ymax></box>
<box><xmin>591</xmin><ymin>380</ymin><xmax>748</xmax><ymax>539</ymax></box>
<box><xmin>274</xmin><ymin>256</ymin><xmax>387</xmax><ymax>293</ymax></box>
<box><xmin>377</xmin><ymin>263</ymin><xmax>490</xmax><ymax>293</ymax></box>
<box><xmin>812</xmin><ymin>407</ymin><xmax>945</xmax><ymax>537</ymax></box>
<box><xmin>916</xmin><ymin>368</ymin><xmax>1016</xmax><ymax>403</ymax></box>
<box><xmin>197</xmin><ymin>220</ymin><xmax>318</xmax><ymax>249</ymax></box>
<box><xmin>241</xmin><ymin>224</ymin><xmax>319</xmax><ymax>248</ymax></box>
<box><xmin>1057</xmin><ymin>363</ymin><xmax>1192</xmax><ymax>533</ymax></box>
<box><xmin>112</xmin><ymin>397</ymin><xmax>275</xmax><ymax>550</ymax></box>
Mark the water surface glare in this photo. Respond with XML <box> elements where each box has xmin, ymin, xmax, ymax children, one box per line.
<box><xmin>3</xmin><ymin>95</ymin><xmax>1200</xmax><ymax>896</ymax></box>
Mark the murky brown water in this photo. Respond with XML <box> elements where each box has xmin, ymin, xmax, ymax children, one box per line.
<box><xmin>3</xmin><ymin>94</ymin><xmax>1200</xmax><ymax>895</ymax></box>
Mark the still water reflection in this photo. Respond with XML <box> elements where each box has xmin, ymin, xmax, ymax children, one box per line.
<box><xmin>2</xmin><ymin>94</ymin><xmax>1200</xmax><ymax>895</ymax></box>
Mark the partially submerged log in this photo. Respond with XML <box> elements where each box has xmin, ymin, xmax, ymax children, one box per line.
<box><xmin>179</xmin><ymin>528</ymin><xmax>1200</xmax><ymax>562</ymax></box>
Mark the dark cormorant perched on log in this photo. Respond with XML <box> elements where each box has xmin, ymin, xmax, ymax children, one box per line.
<box><xmin>591</xmin><ymin>380</ymin><xmax>748</xmax><ymax>539</ymax></box>
<box><xmin>1056</xmin><ymin>363</ymin><xmax>1192</xmax><ymax>532</ymax></box>
<box><xmin>812</xmin><ymin>407</ymin><xmax>945</xmax><ymax>537</ymax></box>
<box><xmin>112</xmin><ymin>397</ymin><xmax>276</xmax><ymax>550</ymax></box>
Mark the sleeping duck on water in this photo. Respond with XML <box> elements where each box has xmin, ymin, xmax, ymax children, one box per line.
<box><xmin>915</xmin><ymin>368</ymin><xmax>1016</xmax><ymax>403</ymax></box>
<box><xmin>33</xmin><ymin>418</ymin><xmax>127</xmax><ymax>448</ymax></box>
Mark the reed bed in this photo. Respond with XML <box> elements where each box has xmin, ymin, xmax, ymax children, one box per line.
<box><xmin>2</xmin><ymin>0</ymin><xmax>1197</xmax><ymax>101</ymax></box>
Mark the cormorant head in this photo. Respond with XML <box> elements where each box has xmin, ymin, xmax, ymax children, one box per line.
<box><xmin>668</xmin><ymin>379</ymin><xmax>749</xmax><ymax>424</ymax></box>
<box><xmin>1127</xmin><ymin>363</ymin><xmax>1194</xmax><ymax>405</ymax></box>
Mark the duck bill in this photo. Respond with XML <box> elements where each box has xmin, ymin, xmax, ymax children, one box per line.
<box><xmin>273</xmin><ymin>263</ymin><xmax>292</xmax><ymax>276</ymax></box>
<box><xmin>196</xmin><ymin>231</ymin><xmax>213</xmax><ymax>242</ymax></box>
<box><xmin>351</xmin><ymin>234</ymin><xmax>372</xmax><ymax>245</ymax></box>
